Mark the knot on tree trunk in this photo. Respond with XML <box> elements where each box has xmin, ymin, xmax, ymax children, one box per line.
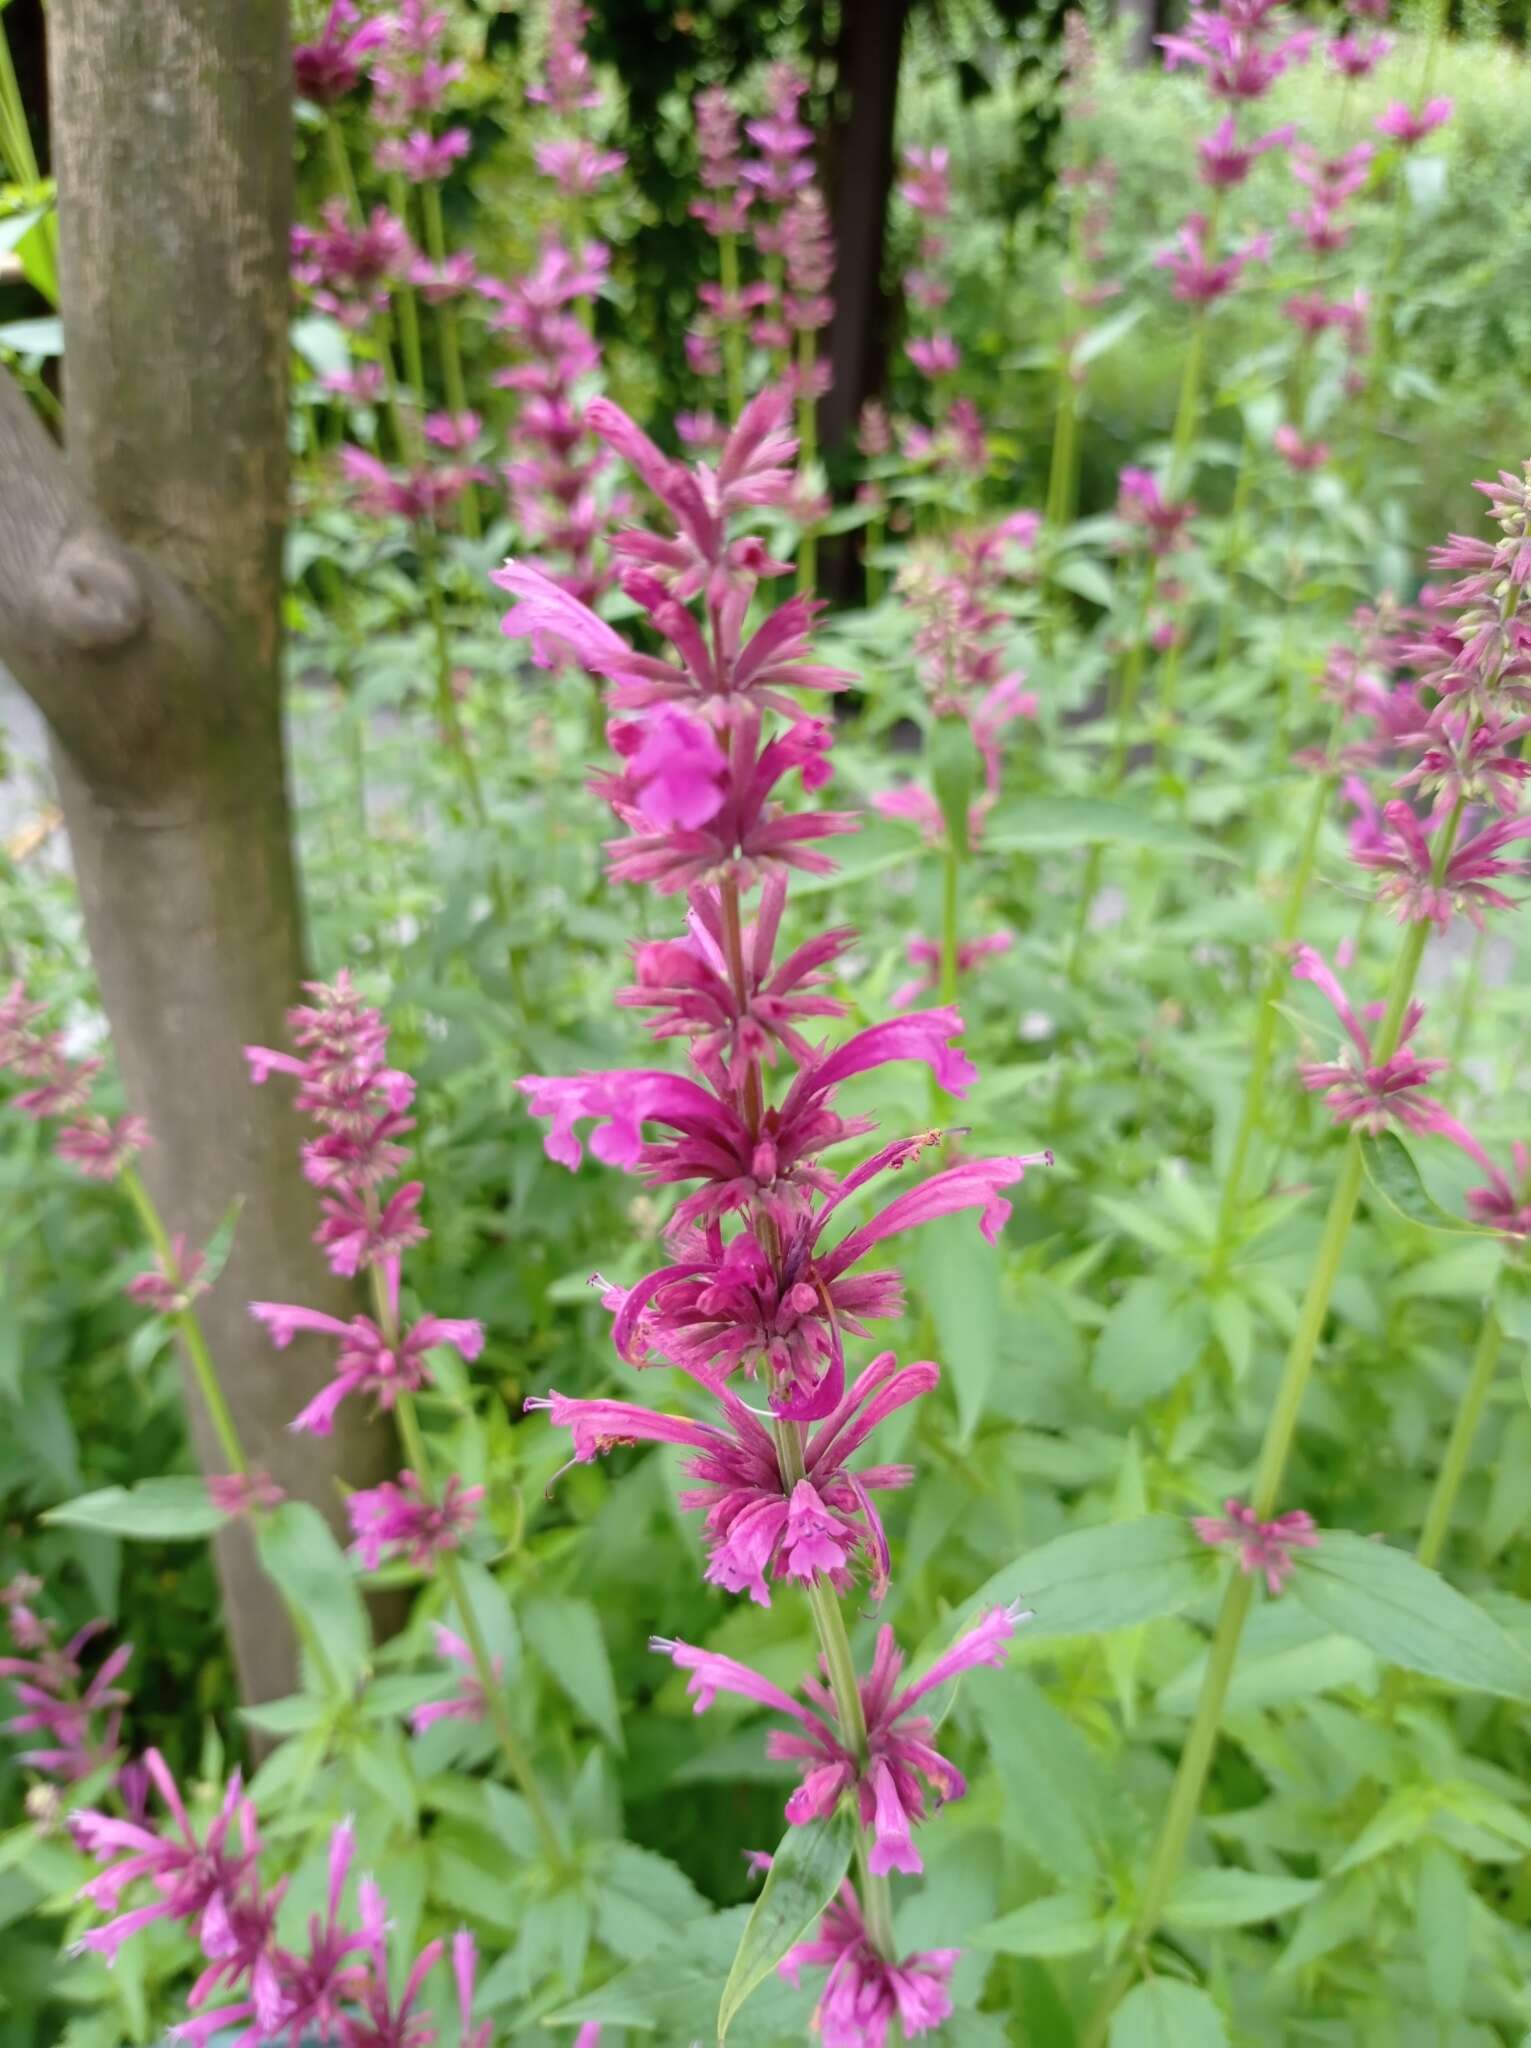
<box><xmin>41</xmin><ymin>530</ymin><xmax>147</xmax><ymax>650</ymax></box>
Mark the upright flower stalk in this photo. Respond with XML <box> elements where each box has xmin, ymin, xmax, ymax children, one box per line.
<box><xmin>244</xmin><ymin>973</ymin><xmax>568</xmax><ymax>1874</ymax></box>
<box><xmin>1084</xmin><ymin>463</ymin><xmax>1531</xmax><ymax>2036</ymax></box>
<box><xmin>500</xmin><ymin>386</ymin><xmax>1049</xmax><ymax>2042</ymax></box>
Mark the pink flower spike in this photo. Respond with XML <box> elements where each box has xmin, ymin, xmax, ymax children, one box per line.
<box><xmin>1193</xmin><ymin>1498</ymin><xmax>1319</xmax><ymax>1595</ymax></box>
<box><xmin>622</xmin><ymin>707</ymin><xmax>730</xmax><ymax>830</ymax></box>
<box><xmin>1376</xmin><ymin>96</ymin><xmax>1453</xmax><ymax>145</ymax></box>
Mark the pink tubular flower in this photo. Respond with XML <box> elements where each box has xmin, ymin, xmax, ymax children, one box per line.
<box><xmin>340</xmin><ymin>445</ymin><xmax>484</xmax><ymax>525</ymax></box>
<box><xmin>411</xmin><ymin>1623</ymin><xmax>499</xmax><ymax>1732</ymax></box>
<box><xmin>1156</xmin><ymin>213</ymin><xmax>1269</xmax><ymax>303</ymax></box>
<box><xmin>1350</xmin><ymin>802</ymin><xmax>1531</xmax><ymax>929</ymax></box>
<box><xmin>1196</xmin><ymin>114</ymin><xmax>1293</xmax><ymax>186</ymax></box>
<box><xmin>1328</xmin><ymin>29</ymin><xmax>1392</xmax><ymax>75</ymax></box>
<box><xmin>1273</xmin><ymin>424</ymin><xmax>1329</xmax><ymax>472</ymax></box>
<box><xmin>614</xmin><ymin>707</ymin><xmax>730</xmax><ymax>830</ymax></box>
<box><xmin>293</xmin><ymin>1</ymin><xmax>388</xmax><ymax>103</ymax></box>
<box><xmin>291</xmin><ymin>203</ymin><xmax>413</xmax><ymax>327</ymax></box>
<box><xmin>206</xmin><ymin>1471</ymin><xmax>285</xmax><ymax>1517</ymax></box>
<box><xmin>1376</xmin><ymin>96</ymin><xmax>1453</xmax><ymax>145</ymax></box>
<box><xmin>1</xmin><ymin>1613</ymin><xmax>131</xmax><ymax>1782</ymax></box>
<box><xmin>1291</xmin><ymin>945</ymin><xmax>1474</xmax><ymax>1143</ymax></box>
<box><xmin>529</xmin><ymin>1350</ymin><xmax>934</xmax><ymax>1603</ymax></box>
<box><xmin>1397</xmin><ymin>709</ymin><xmax>1531</xmax><ymax>813</ymax></box>
<box><xmin>1291</xmin><ymin>141</ymin><xmax>1375</xmax><ymax>207</ymax></box>
<box><xmin>1193</xmin><ymin>1499</ymin><xmax>1319</xmax><ymax>1595</ymax></box>
<box><xmin>127</xmin><ymin>1234</ymin><xmax>208</xmax><ymax>1313</ymax></box>
<box><xmin>1117</xmin><ymin>467</ymin><xmax>1195</xmax><ymax>555</ymax></box>
<box><xmin>534</xmin><ymin>136</ymin><xmax>626</xmax><ymax>194</ymax></box>
<box><xmin>71</xmin><ymin>1751</ymin><xmax>263</xmax><ymax>1961</ymax></box>
<box><xmin>655</xmin><ymin>1604</ymin><xmax>1026</xmax><ymax>1875</ymax></box>
<box><xmin>527</xmin><ymin>0</ymin><xmax>602</xmax><ymax>114</ymax></box>
<box><xmin>346</xmin><ymin>1470</ymin><xmax>484</xmax><ymax>1571</ymax></box>
<box><xmin>54</xmin><ymin>1112</ymin><xmax>150</xmax><ymax>1180</ymax></box>
<box><xmin>374</xmin><ymin>125</ymin><xmax>470</xmax><ymax>181</ymax></box>
<box><xmin>781</xmin><ymin>1883</ymin><xmax>958</xmax><ymax>2047</ymax></box>
<box><xmin>1463</xmin><ymin>1139</ymin><xmax>1531</xmax><ymax>1235</ymax></box>
<box><xmin>1158</xmin><ymin>8</ymin><xmax>1315</xmax><ymax>97</ymax></box>
<box><xmin>252</xmin><ymin>1292</ymin><xmax>483</xmax><ymax>1436</ymax></box>
<box><xmin>905</xmin><ymin>334</ymin><xmax>960</xmax><ymax>378</ymax></box>
<box><xmin>890</xmin><ymin>932</ymin><xmax>1013</xmax><ymax>1012</ymax></box>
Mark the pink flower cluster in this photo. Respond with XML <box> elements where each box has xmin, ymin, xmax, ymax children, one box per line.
<box><xmin>0</xmin><ymin>982</ymin><xmax>148</xmax><ymax>1185</ymax></box>
<box><xmin>246</xmin><ymin>975</ymin><xmax>488</xmax><ymax>1581</ymax></box>
<box><xmin>71</xmin><ymin>1764</ymin><xmax>493</xmax><ymax>2048</ymax></box>
<box><xmin>483</xmin><ymin>243</ymin><xmax>614</xmax><ymax>603</ymax></box>
<box><xmin>1292</xmin><ymin>471</ymin><xmax>1531</xmax><ymax>1211</ymax></box>
<box><xmin>503</xmin><ymin>383</ymin><xmax>1049</xmax><ymax>2039</ymax></box>
<box><xmin>1193</xmin><ymin>1500</ymin><xmax>1319</xmax><ymax>1594</ymax></box>
<box><xmin>1</xmin><ymin>1577</ymin><xmax>131</xmax><ymax>1784</ymax></box>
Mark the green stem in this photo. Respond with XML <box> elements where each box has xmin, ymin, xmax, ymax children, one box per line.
<box><xmin>322</xmin><ymin>120</ymin><xmax>414</xmax><ymax>461</ymax></box>
<box><xmin>1085</xmin><ymin>893</ymin><xmax>1447</xmax><ymax>2036</ymax></box>
<box><xmin>1212</xmin><ymin>428</ymin><xmax>1256</xmax><ymax>687</ymax></box>
<box><xmin>418</xmin><ymin>525</ymin><xmax>488</xmax><ymax>828</ymax></box>
<box><xmin>1414</xmin><ymin>1310</ymin><xmax>1504</xmax><ymax>1573</ymax></box>
<box><xmin>1168</xmin><ymin>316</ymin><xmax>1206</xmax><ymax>498</ymax></box>
<box><xmin>390</xmin><ymin>1383</ymin><xmax>569</xmax><ymax>1874</ymax></box>
<box><xmin>1068</xmin><ymin>560</ymin><xmax>1160</xmax><ymax>980</ymax></box>
<box><xmin>121</xmin><ymin>1168</ymin><xmax>246</xmax><ymax>1475</ymax></box>
<box><xmin>1046</xmin><ymin>361</ymin><xmax>1079</xmax><ymax>536</ymax></box>
<box><xmin>388</xmin><ymin>173</ymin><xmax>428</xmax><ymax>401</ymax></box>
<box><xmin>419</xmin><ymin>181</ymin><xmax>480</xmax><ymax>540</ymax></box>
<box><xmin>1211</xmin><ymin>762</ymin><xmax>1336</xmax><ymax>1265</ymax></box>
<box><xmin>795</xmin><ymin>328</ymin><xmax>819</xmax><ymax>596</ymax></box>
<box><xmin>720</xmin><ymin>232</ymin><xmax>746</xmax><ymax>420</ymax></box>
<box><xmin>939</xmin><ymin>843</ymin><xmax>961</xmax><ymax>1007</ymax></box>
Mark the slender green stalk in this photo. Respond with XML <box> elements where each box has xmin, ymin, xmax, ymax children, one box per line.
<box><xmin>1211</xmin><ymin>760</ymin><xmax>1337</xmax><ymax>1267</ymax></box>
<box><xmin>388</xmin><ymin>172</ymin><xmax>428</xmax><ymax>400</ymax></box>
<box><xmin>380</xmin><ymin>1319</ymin><xmax>569</xmax><ymax>1873</ymax></box>
<box><xmin>121</xmin><ymin>1167</ymin><xmax>246</xmax><ymax>1475</ymax></box>
<box><xmin>795</xmin><ymin>329</ymin><xmax>820</xmax><ymax>596</ymax></box>
<box><xmin>719</xmin><ymin>231</ymin><xmax>746</xmax><ymax>419</ymax></box>
<box><xmin>1212</xmin><ymin>427</ymin><xmax>1256</xmax><ymax>688</ymax></box>
<box><xmin>939</xmin><ymin>844</ymin><xmax>961</xmax><ymax>1007</ymax></box>
<box><xmin>1168</xmin><ymin>317</ymin><xmax>1207</xmax><ymax>497</ymax></box>
<box><xmin>1414</xmin><ymin>1310</ymin><xmax>1504</xmax><ymax>1572</ymax></box>
<box><xmin>1045</xmin><ymin>362</ymin><xmax>1079</xmax><ymax>537</ymax></box>
<box><xmin>322</xmin><ymin>119</ymin><xmax>414</xmax><ymax>460</ymax></box>
<box><xmin>419</xmin><ymin>181</ymin><xmax>480</xmax><ymax>539</ymax></box>
<box><xmin>1085</xmin><ymin>880</ymin><xmax>1450</xmax><ymax>2035</ymax></box>
<box><xmin>1068</xmin><ymin>559</ymin><xmax>1160</xmax><ymax>979</ymax></box>
<box><xmin>418</xmin><ymin>525</ymin><xmax>489</xmax><ymax>828</ymax></box>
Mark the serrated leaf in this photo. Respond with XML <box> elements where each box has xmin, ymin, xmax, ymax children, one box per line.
<box><xmin>972</xmin><ymin>1891</ymin><xmax>1104</xmax><ymax>1956</ymax></box>
<box><xmin>522</xmin><ymin>1593</ymin><xmax>624</xmax><ymax>1750</ymax></box>
<box><xmin>1293</xmin><ymin>1530</ymin><xmax>1531</xmax><ymax>1701</ymax></box>
<box><xmin>912</xmin><ymin>1210</ymin><xmax>1002</xmax><ymax>1447</ymax></box>
<box><xmin>1164</xmin><ymin>1866</ymin><xmax>1318</xmax><ymax>1929</ymax></box>
<box><xmin>550</xmin><ymin>1907</ymin><xmax>815</xmax><ymax>2042</ymax></box>
<box><xmin>717</xmin><ymin>1809</ymin><xmax>855</xmax><ymax>2041</ymax></box>
<box><xmin>928</xmin><ymin>1515</ymin><xmax>1215</xmax><ymax>1659</ymax></box>
<box><xmin>43</xmin><ymin>1476</ymin><xmax>227</xmax><ymax>1541</ymax></box>
<box><xmin>256</xmin><ymin>1501</ymin><xmax>369</xmax><ymax>1694</ymax></box>
<box><xmin>1110</xmin><ymin>1977</ymin><xmax>1228</xmax><ymax>2048</ymax></box>
<box><xmin>1360</xmin><ymin>1132</ymin><xmax>1482</xmax><ymax>1235</ymax></box>
<box><xmin>984</xmin><ymin>795</ymin><xmax>1235</xmax><ymax>862</ymax></box>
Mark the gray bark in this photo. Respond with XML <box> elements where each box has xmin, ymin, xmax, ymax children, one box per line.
<box><xmin>0</xmin><ymin>0</ymin><xmax>397</xmax><ymax>1702</ymax></box>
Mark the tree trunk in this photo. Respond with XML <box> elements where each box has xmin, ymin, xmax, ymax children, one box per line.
<box><xmin>821</xmin><ymin>0</ymin><xmax>910</xmax><ymax>460</ymax></box>
<box><xmin>0</xmin><ymin>0</ymin><xmax>397</xmax><ymax>1703</ymax></box>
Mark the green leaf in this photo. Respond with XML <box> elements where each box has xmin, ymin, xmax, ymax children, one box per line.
<box><xmin>256</xmin><ymin>1501</ymin><xmax>369</xmax><ymax>1693</ymax></box>
<box><xmin>1093</xmin><ymin>1277</ymin><xmax>1202</xmax><ymax>1406</ymax></box>
<box><xmin>931</xmin><ymin>1515</ymin><xmax>1215</xmax><ymax>1656</ymax></box>
<box><xmin>1110</xmin><ymin>1978</ymin><xmax>1229</xmax><ymax>2048</ymax></box>
<box><xmin>1293</xmin><ymin>1530</ymin><xmax>1531</xmax><ymax>1701</ymax></box>
<box><xmin>522</xmin><ymin>1593</ymin><xmax>624</xmax><ymax>1750</ymax></box>
<box><xmin>237</xmin><ymin>1693</ymin><xmax>327</xmax><ymax>1736</ymax></box>
<box><xmin>929</xmin><ymin>719</ymin><xmax>978</xmax><ymax>858</ymax></box>
<box><xmin>1416</xmin><ymin>1841</ymin><xmax>1469</xmax><ymax>2013</ymax></box>
<box><xmin>983</xmin><ymin>795</ymin><xmax>1235</xmax><ymax>863</ymax></box>
<box><xmin>550</xmin><ymin>1908</ymin><xmax>815</xmax><ymax>2042</ymax></box>
<box><xmin>1360</xmin><ymin>1132</ymin><xmax>1482</xmax><ymax>1235</ymax></box>
<box><xmin>1051</xmin><ymin>555</ymin><xmax>1118</xmax><ymax>608</ymax></box>
<box><xmin>43</xmin><ymin>1476</ymin><xmax>228</xmax><ymax>1541</ymax></box>
<box><xmin>911</xmin><ymin>1210</ymin><xmax>1001</xmax><ymax>1447</ymax></box>
<box><xmin>197</xmin><ymin>1198</ymin><xmax>245</xmax><ymax>1290</ymax></box>
<box><xmin>972</xmin><ymin>1891</ymin><xmax>1104</xmax><ymax>1956</ymax></box>
<box><xmin>0</xmin><ymin>315</ymin><xmax>62</xmax><ymax>357</ymax></box>
<box><xmin>1072</xmin><ymin>303</ymin><xmax>1146</xmax><ymax>367</ymax></box>
<box><xmin>1164</xmin><ymin>1866</ymin><xmax>1318</xmax><ymax>1929</ymax></box>
<box><xmin>717</xmin><ymin>1809</ymin><xmax>855</xmax><ymax>2041</ymax></box>
<box><xmin>0</xmin><ymin>207</ymin><xmax>46</xmax><ymax>257</ymax></box>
